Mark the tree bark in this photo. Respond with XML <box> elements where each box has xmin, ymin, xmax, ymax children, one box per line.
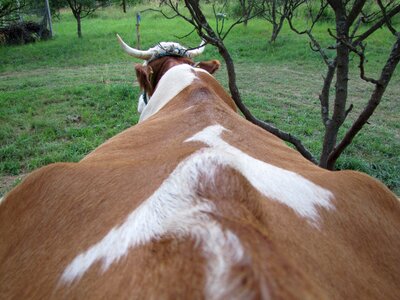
<box><xmin>326</xmin><ymin>35</ymin><xmax>400</xmax><ymax>169</ymax></box>
<box><xmin>270</xmin><ymin>15</ymin><xmax>285</xmax><ymax>43</ymax></box>
<box><xmin>217</xmin><ymin>42</ymin><xmax>318</xmax><ymax>164</ymax></box>
<box><xmin>77</xmin><ymin>14</ymin><xmax>82</xmax><ymax>38</ymax></box>
<box><xmin>241</xmin><ymin>0</ymin><xmax>249</xmax><ymax>26</ymax></box>
<box><xmin>320</xmin><ymin>4</ymin><xmax>349</xmax><ymax>168</ymax></box>
<box><xmin>270</xmin><ymin>0</ymin><xmax>277</xmax><ymax>42</ymax></box>
<box><xmin>319</xmin><ymin>61</ymin><xmax>336</xmax><ymax>126</ymax></box>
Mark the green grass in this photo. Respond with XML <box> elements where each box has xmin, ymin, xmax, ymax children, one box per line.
<box><xmin>0</xmin><ymin>5</ymin><xmax>399</xmax><ymax>196</ymax></box>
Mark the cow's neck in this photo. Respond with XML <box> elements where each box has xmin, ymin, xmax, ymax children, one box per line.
<box><xmin>139</xmin><ymin>64</ymin><xmax>208</xmax><ymax>122</ymax></box>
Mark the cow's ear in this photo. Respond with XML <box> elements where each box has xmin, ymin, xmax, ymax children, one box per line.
<box><xmin>196</xmin><ymin>60</ymin><xmax>221</xmax><ymax>74</ymax></box>
<box><xmin>135</xmin><ymin>64</ymin><xmax>154</xmax><ymax>94</ymax></box>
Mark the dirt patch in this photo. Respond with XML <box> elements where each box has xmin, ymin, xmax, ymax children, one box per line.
<box><xmin>0</xmin><ymin>174</ymin><xmax>27</xmax><ymax>197</ymax></box>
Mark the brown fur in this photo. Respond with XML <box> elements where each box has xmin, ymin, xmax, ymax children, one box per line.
<box><xmin>1</xmin><ymin>56</ymin><xmax>399</xmax><ymax>299</ymax></box>
<box><xmin>135</xmin><ymin>56</ymin><xmax>220</xmax><ymax>97</ymax></box>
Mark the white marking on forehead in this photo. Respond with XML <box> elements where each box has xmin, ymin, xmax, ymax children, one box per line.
<box><xmin>0</xmin><ymin>197</ymin><xmax>4</xmax><ymax>205</ymax></box>
<box><xmin>186</xmin><ymin>125</ymin><xmax>334</xmax><ymax>223</ymax></box>
<box><xmin>139</xmin><ymin>64</ymin><xmax>197</xmax><ymax>122</ymax></box>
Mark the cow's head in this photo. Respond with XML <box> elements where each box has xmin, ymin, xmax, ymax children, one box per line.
<box><xmin>116</xmin><ymin>34</ymin><xmax>220</xmax><ymax>114</ymax></box>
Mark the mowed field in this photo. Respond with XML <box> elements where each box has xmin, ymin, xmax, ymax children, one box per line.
<box><xmin>0</xmin><ymin>5</ymin><xmax>399</xmax><ymax>196</ymax></box>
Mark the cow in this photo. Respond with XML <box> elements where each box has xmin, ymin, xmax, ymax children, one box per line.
<box><xmin>0</xmin><ymin>34</ymin><xmax>399</xmax><ymax>300</ymax></box>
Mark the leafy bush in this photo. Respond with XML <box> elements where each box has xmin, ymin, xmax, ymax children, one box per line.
<box><xmin>0</xmin><ymin>20</ymin><xmax>50</xmax><ymax>45</ymax></box>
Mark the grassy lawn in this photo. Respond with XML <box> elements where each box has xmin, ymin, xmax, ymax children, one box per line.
<box><xmin>0</xmin><ymin>5</ymin><xmax>399</xmax><ymax>196</ymax></box>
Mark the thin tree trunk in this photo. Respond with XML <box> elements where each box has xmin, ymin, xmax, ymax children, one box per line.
<box><xmin>217</xmin><ymin>42</ymin><xmax>318</xmax><ymax>164</ymax></box>
<box><xmin>44</xmin><ymin>0</ymin><xmax>53</xmax><ymax>37</ymax></box>
<box><xmin>123</xmin><ymin>0</ymin><xmax>126</xmax><ymax>13</ymax></box>
<box><xmin>182</xmin><ymin>0</ymin><xmax>317</xmax><ymax>163</ymax></box>
<box><xmin>270</xmin><ymin>15</ymin><xmax>285</xmax><ymax>43</ymax></box>
<box><xmin>77</xmin><ymin>14</ymin><xmax>82</xmax><ymax>38</ymax></box>
<box><xmin>243</xmin><ymin>0</ymin><xmax>248</xmax><ymax>26</ymax></box>
<box><xmin>270</xmin><ymin>0</ymin><xmax>277</xmax><ymax>41</ymax></box>
<box><xmin>326</xmin><ymin>35</ymin><xmax>400</xmax><ymax>169</ymax></box>
<box><xmin>320</xmin><ymin>10</ymin><xmax>349</xmax><ymax>168</ymax></box>
<box><xmin>271</xmin><ymin>23</ymin><xmax>278</xmax><ymax>42</ymax></box>
<box><xmin>319</xmin><ymin>61</ymin><xmax>336</xmax><ymax>126</ymax></box>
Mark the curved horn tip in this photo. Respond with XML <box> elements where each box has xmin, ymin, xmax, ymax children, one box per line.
<box><xmin>187</xmin><ymin>41</ymin><xmax>206</xmax><ymax>58</ymax></box>
<box><xmin>115</xmin><ymin>34</ymin><xmax>153</xmax><ymax>60</ymax></box>
<box><xmin>116</xmin><ymin>33</ymin><xmax>126</xmax><ymax>46</ymax></box>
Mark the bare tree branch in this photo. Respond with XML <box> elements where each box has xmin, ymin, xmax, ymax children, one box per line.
<box><xmin>352</xmin><ymin>43</ymin><xmax>381</xmax><ymax>84</ymax></box>
<box><xmin>263</xmin><ymin>0</ymin><xmax>305</xmax><ymax>42</ymax></box>
<box><xmin>319</xmin><ymin>59</ymin><xmax>337</xmax><ymax>126</ymax></box>
<box><xmin>307</xmin><ymin>30</ymin><xmax>331</xmax><ymax>65</ymax></box>
<box><xmin>221</xmin><ymin>1</ymin><xmax>266</xmax><ymax>41</ymax></box>
<box><xmin>162</xmin><ymin>0</ymin><xmax>317</xmax><ymax>163</ymax></box>
<box><xmin>174</xmin><ymin>27</ymin><xmax>196</xmax><ymax>40</ymax></box>
<box><xmin>328</xmin><ymin>28</ymin><xmax>381</xmax><ymax>84</ymax></box>
<box><xmin>0</xmin><ymin>0</ymin><xmax>26</xmax><ymax>21</ymax></box>
<box><xmin>327</xmin><ymin>35</ymin><xmax>400</xmax><ymax>168</ymax></box>
<box><xmin>345</xmin><ymin>103</ymin><xmax>353</xmax><ymax>118</ymax></box>
<box><xmin>140</xmin><ymin>7</ymin><xmax>179</xmax><ymax>20</ymax></box>
<box><xmin>286</xmin><ymin>0</ymin><xmax>328</xmax><ymax>35</ymax></box>
<box><xmin>282</xmin><ymin>0</ymin><xmax>399</xmax><ymax>169</ymax></box>
<box><xmin>346</xmin><ymin>0</ymin><xmax>367</xmax><ymax>29</ymax></box>
<box><xmin>350</xmin><ymin>15</ymin><xmax>363</xmax><ymax>39</ymax></box>
<box><xmin>354</xmin><ymin>4</ymin><xmax>400</xmax><ymax>45</ymax></box>
<box><xmin>377</xmin><ymin>0</ymin><xmax>398</xmax><ymax>36</ymax></box>
<box><xmin>168</xmin><ymin>0</ymin><xmax>196</xmax><ymax>27</ymax></box>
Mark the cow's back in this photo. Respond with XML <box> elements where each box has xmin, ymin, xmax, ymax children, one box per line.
<box><xmin>1</xmin><ymin>79</ymin><xmax>400</xmax><ymax>300</ymax></box>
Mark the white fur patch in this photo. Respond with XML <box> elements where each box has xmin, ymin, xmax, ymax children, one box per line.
<box><xmin>186</xmin><ymin>125</ymin><xmax>334</xmax><ymax>223</ymax></box>
<box><xmin>61</xmin><ymin>124</ymin><xmax>333</xmax><ymax>297</ymax></box>
<box><xmin>137</xmin><ymin>93</ymin><xmax>146</xmax><ymax>114</ymax></box>
<box><xmin>61</xmin><ymin>133</ymin><xmax>248</xmax><ymax>297</ymax></box>
<box><xmin>0</xmin><ymin>197</ymin><xmax>4</xmax><ymax>205</ymax></box>
<box><xmin>139</xmin><ymin>64</ymin><xmax>197</xmax><ymax>122</ymax></box>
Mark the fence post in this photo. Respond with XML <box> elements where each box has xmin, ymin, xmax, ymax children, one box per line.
<box><xmin>44</xmin><ymin>0</ymin><xmax>53</xmax><ymax>37</ymax></box>
<box><xmin>136</xmin><ymin>12</ymin><xmax>141</xmax><ymax>49</ymax></box>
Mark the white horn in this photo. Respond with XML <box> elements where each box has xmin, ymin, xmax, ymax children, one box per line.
<box><xmin>116</xmin><ymin>34</ymin><xmax>153</xmax><ymax>60</ymax></box>
<box><xmin>187</xmin><ymin>40</ymin><xmax>206</xmax><ymax>58</ymax></box>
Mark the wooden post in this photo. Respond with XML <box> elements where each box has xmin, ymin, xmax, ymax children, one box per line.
<box><xmin>44</xmin><ymin>0</ymin><xmax>53</xmax><ymax>37</ymax></box>
<box><xmin>136</xmin><ymin>12</ymin><xmax>141</xmax><ymax>49</ymax></box>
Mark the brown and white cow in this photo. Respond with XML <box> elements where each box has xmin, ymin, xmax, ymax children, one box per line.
<box><xmin>1</xmin><ymin>35</ymin><xmax>399</xmax><ymax>300</ymax></box>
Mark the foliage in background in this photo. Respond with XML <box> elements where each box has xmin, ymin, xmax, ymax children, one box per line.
<box><xmin>229</xmin><ymin>0</ymin><xmax>306</xmax><ymax>43</ymax></box>
<box><xmin>0</xmin><ymin>0</ymin><xmax>63</xmax><ymax>45</ymax></box>
<box><xmin>65</xmin><ymin>0</ymin><xmax>110</xmax><ymax>37</ymax></box>
<box><xmin>263</xmin><ymin>0</ymin><xmax>306</xmax><ymax>43</ymax></box>
<box><xmin>0</xmin><ymin>0</ymin><xmax>26</xmax><ymax>25</ymax></box>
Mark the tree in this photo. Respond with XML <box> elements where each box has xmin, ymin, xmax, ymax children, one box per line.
<box><xmin>237</xmin><ymin>0</ymin><xmax>258</xmax><ymax>26</ymax></box>
<box><xmin>263</xmin><ymin>0</ymin><xmax>305</xmax><ymax>43</ymax></box>
<box><xmin>65</xmin><ymin>0</ymin><xmax>108</xmax><ymax>37</ymax></box>
<box><xmin>113</xmin><ymin>0</ymin><xmax>127</xmax><ymax>13</ymax></box>
<box><xmin>0</xmin><ymin>0</ymin><xmax>26</xmax><ymax>24</ymax></box>
<box><xmin>158</xmin><ymin>0</ymin><xmax>399</xmax><ymax>170</ymax></box>
<box><xmin>287</xmin><ymin>0</ymin><xmax>400</xmax><ymax>169</ymax></box>
<box><xmin>160</xmin><ymin>0</ymin><xmax>317</xmax><ymax>163</ymax></box>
